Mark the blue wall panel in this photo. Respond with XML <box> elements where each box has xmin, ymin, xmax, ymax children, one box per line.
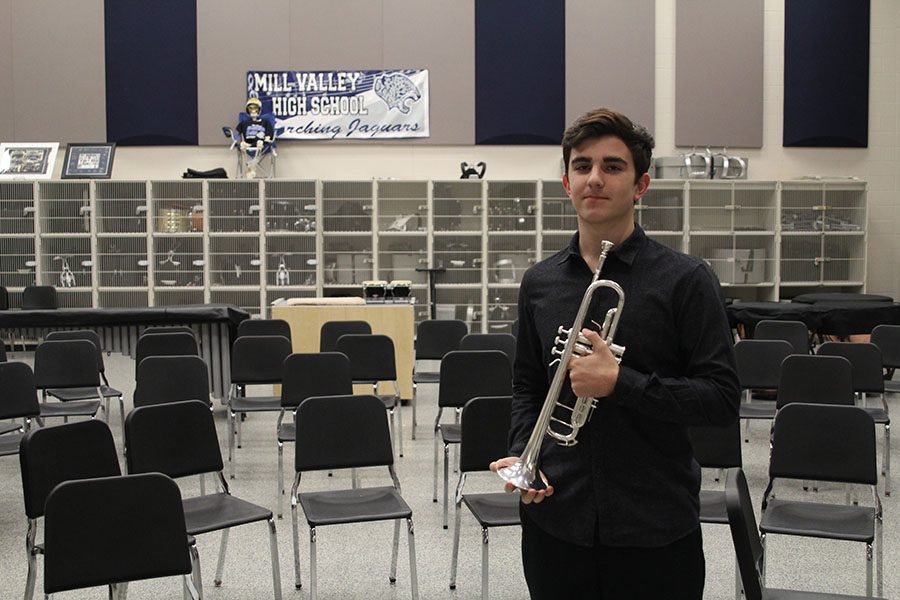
<box><xmin>475</xmin><ymin>1</ymin><xmax>565</xmax><ymax>145</ymax></box>
<box><xmin>783</xmin><ymin>0</ymin><xmax>869</xmax><ymax>147</ymax></box>
<box><xmin>105</xmin><ymin>0</ymin><xmax>199</xmax><ymax>146</ymax></box>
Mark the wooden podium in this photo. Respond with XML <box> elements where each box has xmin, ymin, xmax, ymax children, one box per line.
<box><xmin>271</xmin><ymin>303</ymin><xmax>415</xmax><ymax>400</ymax></box>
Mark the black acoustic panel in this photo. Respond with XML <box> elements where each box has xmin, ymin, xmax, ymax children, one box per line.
<box><xmin>475</xmin><ymin>0</ymin><xmax>565</xmax><ymax>145</ymax></box>
<box><xmin>783</xmin><ymin>0</ymin><xmax>869</xmax><ymax>147</ymax></box>
<box><xmin>105</xmin><ymin>0</ymin><xmax>199</xmax><ymax>146</ymax></box>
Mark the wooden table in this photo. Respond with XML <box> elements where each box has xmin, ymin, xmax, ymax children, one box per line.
<box><xmin>272</xmin><ymin>303</ymin><xmax>415</xmax><ymax>399</ymax></box>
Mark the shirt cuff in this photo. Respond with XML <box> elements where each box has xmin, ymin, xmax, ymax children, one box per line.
<box><xmin>613</xmin><ymin>365</ymin><xmax>647</xmax><ymax>408</ymax></box>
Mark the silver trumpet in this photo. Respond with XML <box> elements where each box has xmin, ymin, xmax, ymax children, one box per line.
<box><xmin>498</xmin><ymin>240</ymin><xmax>625</xmax><ymax>491</ymax></box>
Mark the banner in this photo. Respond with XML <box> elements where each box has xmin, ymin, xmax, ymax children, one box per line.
<box><xmin>247</xmin><ymin>69</ymin><xmax>429</xmax><ymax>140</ymax></box>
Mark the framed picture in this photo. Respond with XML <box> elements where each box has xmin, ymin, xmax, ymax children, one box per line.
<box><xmin>0</xmin><ymin>142</ymin><xmax>60</xmax><ymax>180</ymax></box>
<box><xmin>61</xmin><ymin>143</ymin><xmax>116</xmax><ymax>179</ymax></box>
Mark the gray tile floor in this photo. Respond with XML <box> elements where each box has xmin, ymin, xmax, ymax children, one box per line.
<box><xmin>0</xmin><ymin>352</ymin><xmax>897</xmax><ymax>599</ymax></box>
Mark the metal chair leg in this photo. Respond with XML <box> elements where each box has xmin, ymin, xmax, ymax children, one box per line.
<box><xmin>407</xmin><ymin>518</ymin><xmax>420</xmax><ymax>600</ymax></box>
<box><xmin>481</xmin><ymin>527</ymin><xmax>490</xmax><ymax>600</ymax></box>
<box><xmin>290</xmin><ymin>476</ymin><xmax>303</xmax><ymax>590</ymax></box>
<box><xmin>309</xmin><ymin>527</ymin><xmax>318</xmax><ymax>600</ymax></box>
<box><xmin>884</xmin><ymin>423</ymin><xmax>891</xmax><ymax>496</ymax></box>
<box><xmin>25</xmin><ymin>519</ymin><xmax>37</xmax><ymax>600</ymax></box>
<box><xmin>214</xmin><ymin>529</ymin><xmax>229</xmax><ymax>586</ymax></box>
<box><xmin>411</xmin><ymin>382</ymin><xmax>417</xmax><ymax>440</ymax></box>
<box><xmin>390</xmin><ymin>519</ymin><xmax>400</xmax><ymax>583</ymax></box>
<box><xmin>449</xmin><ymin>498</ymin><xmax>462</xmax><ymax>589</ymax></box>
<box><xmin>277</xmin><ymin>441</ymin><xmax>284</xmax><ymax>519</ymax></box>
<box><xmin>268</xmin><ymin>517</ymin><xmax>283</xmax><ymax>600</ymax></box>
<box><xmin>227</xmin><ymin>410</ymin><xmax>236</xmax><ymax>479</ymax></box>
<box><xmin>189</xmin><ymin>542</ymin><xmax>204</xmax><ymax>599</ymax></box>
<box><xmin>432</xmin><ymin>424</ymin><xmax>440</xmax><ymax>503</ymax></box>
<box><xmin>443</xmin><ymin>442</ymin><xmax>450</xmax><ymax>529</ymax></box>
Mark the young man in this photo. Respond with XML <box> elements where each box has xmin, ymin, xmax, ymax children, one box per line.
<box><xmin>491</xmin><ymin>108</ymin><xmax>740</xmax><ymax>598</ymax></box>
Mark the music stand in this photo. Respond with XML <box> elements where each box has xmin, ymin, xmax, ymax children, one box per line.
<box><xmin>415</xmin><ymin>266</ymin><xmax>446</xmax><ymax>320</ymax></box>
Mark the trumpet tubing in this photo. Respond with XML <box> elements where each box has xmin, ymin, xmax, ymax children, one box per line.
<box><xmin>498</xmin><ymin>240</ymin><xmax>626</xmax><ymax>491</ymax></box>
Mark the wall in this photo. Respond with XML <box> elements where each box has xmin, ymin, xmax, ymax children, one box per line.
<box><xmin>18</xmin><ymin>0</ymin><xmax>900</xmax><ymax>298</ymax></box>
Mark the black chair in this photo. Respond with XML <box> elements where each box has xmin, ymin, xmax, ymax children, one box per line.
<box><xmin>870</xmin><ymin>324</ymin><xmax>900</xmax><ymax>394</ymax></box>
<box><xmin>238</xmin><ymin>317</ymin><xmax>292</xmax><ymax>340</ymax></box>
<box><xmin>290</xmin><ymin>394</ymin><xmax>419</xmax><ymax>598</ymax></box>
<box><xmin>276</xmin><ymin>352</ymin><xmax>353</xmax><ymax>519</ymax></box>
<box><xmin>140</xmin><ymin>325</ymin><xmax>197</xmax><ymax>338</ymax></box>
<box><xmin>19</xmin><ymin>419</ymin><xmax>123</xmax><ymax>600</ymax></box>
<box><xmin>725</xmin><ymin>467</ymin><xmax>886</xmax><ymax>600</ymax></box>
<box><xmin>412</xmin><ymin>319</ymin><xmax>468</xmax><ymax>439</ymax></box>
<box><xmin>42</xmin><ymin>473</ymin><xmax>201</xmax><ymax>599</ymax></box>
<box><xmin>754</xmin><ymin>319</ymin><xmax>810</xmax><ymax>354</ymax></box>
<box><xmin>125</xmin><ymin>400</ymin><xmax>283</xmax><ymax>599</ymax></box>
<box><xmin>434</xmin><ymin>350</ymin><xmax>513</xmax><ymax>529</ymax></box>
<box><xmin>688</xmin><ymin>419</ymin><xmax>742</xmax><ymax>599</ymax></box>
<box><xmin>760</xmin><ymin>403</ymin><xmax>882</xmax><ymax>597</ymax></box>
<box><xmin>44</xmin><ymin>329</ymin><xmax>125</xmax><ymax>433</ymax></box>
<box><xmin>735</xmin><ymin>339</ymin><xmax>794</xmax><ymax>442</ymax></box>
<box><xmin>319</xmin><ymin>320</ymin><xmax>371</xmax><ymax>352</ymax></box>
<box><xmin>449</xmin><ymin>396</ymin><xmax>518</xmax><ymax>599</ymax></box>
<box><xmin>817</xmin><ymin>342</ymin><xmax>891</xmax><ymax>496</ymax></box>
<box><xmin>22</xmin><ymin>285</ymin><xmax>58</xmax><ymax>310</ymax></box>
<box><xmin>134</xmin><ymin>354</ymin><xmax>212</xmax><ymax>407</ymax></box>
<box><xmin>335</xmin><ymin>333</ymin><xmax>405</xmax><ymax>457</ymax></box>
<box><xmin>134</xmin><ymin>331</ymin><xmax>200</xmax><ymax>381</ymax></box>
<box><xmin>776</xmin><ymin>354</ymin><xmax>855</xmax><ymax>409</ymax></box>
<box><xmin>459</xmin><ymin>332</ymin><xmax>517</xmax><ymax>371</ymax></box>
<box><xmin>227</xmin><ymin>335</ymin><xmax>293</xmax><ymax>478</ymax></box>
<box><xmin>0</xmin><ymin>362</ymin><xmax>41</xmax><ymax>456</ymax></box>
<box><xmin>33</xmin><ymin>339</ymin><xmax>103</xmax><ymax>422</ymax></box>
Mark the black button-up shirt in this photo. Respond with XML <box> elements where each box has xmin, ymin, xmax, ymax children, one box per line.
<box><xmin>510</xmin><ymin>224</ymin><xmax>739</xmax><ymax>547</ymax></box>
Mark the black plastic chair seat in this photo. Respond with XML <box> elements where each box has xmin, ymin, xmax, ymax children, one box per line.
<box><xmin>229</xmin><ymin>395</ymin><xmax>282</xmax><ymax>413</ymax></box>
<box><xmin>0</xmin><ymin>422</ymin><xmax>22</xmax><ymax>436</ymax></box>
<box><xmin>38</xmin><ymin>399</ymin><xmax>101</xmax><ymax>418</ymax></box>
<box><xmin>298</xmin><ymin>486</ymin><xmax>412</xmax><ymax>526</ymax></box>
<box><xmin>760</xmin><ymin>499</ymin><xmax>875</xmax><ymax>542</ymax></box>
<box><xmin>440</xmin><ymin>423</ymin><xmax>461</xmax><ymax>444</ymax></box>
<box><xmin>739</xmin><ymin>403</ymin><xmax>777</xmax><ymax>419</ymax></box>
<box><xmin>46</xmin><ymin>384</ymin><xmax>122</xmax><ymax>402</ymax></box>
<box><xmin>860</xmin><ymin>406</ymin><xmax>889</xmax><ymax>424</ymax></box>
<box><xmin>277</xmin><ymin>421</ymin><xmax>295</xmax><ymax>443</ymax></box>
<box><xmin>699</xmin><ymin>490</ymin><xmax>728</xmax><ymax>524</ymax></box>
<box><xmin>461</xmin><ymin>492</ymin><xmax>520</xmax><ymax>528</ymax></box>
<box><xmin>182</xmin><ymin>492</ymin><xmax>273</xmax><ymax>535</ymax></box>
<box><xmin>412</xmin><ymin>371</ymin><xmax>440</xmax><ymax>384</ymax></box>
<box><xmin>0</xmin><ymin>432</ymin><xmax>23</xmax><ymax>457</ymax></box>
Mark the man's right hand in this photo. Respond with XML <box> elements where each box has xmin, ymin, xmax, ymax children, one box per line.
<box><xmin>489</xmin><ymin>456</ymin><xmax>555</xmax><ymax>504</ymax></box>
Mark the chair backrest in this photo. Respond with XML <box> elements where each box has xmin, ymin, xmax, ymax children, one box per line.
<box><xmin>125</xmin><ymin>400</ymin><xmax>224</xmax><ymax>479</ymax></box>
<box><xmin>733</xmin><ymin>338</ymin><xmax>795</xmax><ymax>391</ymax></box>
<box><xmin>438</xmin><ymin>350</ymin><xmax>513</xmax><ymax>408</ymax></box>
<box><xmin>776</xmin><ymin>354</ymin><xmax>854</xmax><ymax>409</ymax></box>
<box><xmin>134</xmin><ymin>355</ymin><xmax>211</xmax><ymax>407</ymax></box>
<box><xmin>688</xmin><ymin>419</ymin><xmax>742</xmax><ymax>470</ymax></box>
<box><xmin>768</xmin><ymin>403</ymin><xmax>876</xmax><ymax>486</ymax></box>
<box><xmin>295</xmin><ymin>394</ymin><xmax>394</xmax><ymax>472</ymax></box>
<box><xmin>134</xmin><ymin>332</ymin><xmax>200</xmax><ymax>379</ymax></box>
<box><xmin>22</xmin><ymin>285</ymin><xmax>58</xmax><ymax>310</ymax></box>
<box><xmin>870</xmin><ymin>324</ymin><xmax>900</xmax><ymax>369</ymax></box>
<box><xmin>753</xmin><ymin>319</ymin><xmax>809</xmax><ymax>354</ymax></box>
<box><xmin>319</xmin><ymin>320</ymin><xmax>371</xmax><ymax>352</ymax></box>
<box><xmin>415</xmin><ymin>319</ymin><xmax>468</xmax><ymax>360</ymax></box>
<box><xmin>724</xmin><ymin>467</ymin><xmax>765</xmax><ymax>600</ymax></box>
<box><xmin>140</xmin><ymin>325</ymin><xmax>197</xmax><ymax>338</ymax></box>
<box><xmin>336</xmin><ymin>334</ymin><xmax>397</xmax><ymax>381</ymax></box>
<box><xmin>231</xmin><ymin>335</ymin><xmax>292</xmax><ymax>385</ymax></box>
<box><xmin>43</xmin><ymin>473</ymin><xmax>192</xmax><ymax>594</ymax></box>
<box><xmin>459</xmin><ymin>333</ymin><xmax>517</xmax><ymax>370</ymax></box>
<box><xmin>816</xmin><ymin>342</ymin><xmax>884</xmax><ymax>394</ymax></box>
<box><xmin>237</xmin><ymin>318</ymin><xmax>292</xmax><ymax>341</ymax></box>
<box><xmin>0</xmin><ymin>362</ymin><xmax>41</xmax><ymax>420</ymax></box>
<box><xmin>459</xmin><ymin>396</ymin><xmax>512</xmax><ymax>473</ymax></box>
<box><xmin>45</xmin><ymin>329</ymin><xmax>106</xmax><ymax>374</ymax></box>
<box><xmin>33</xmin><ymin>339</ymin><xmax>101</xmax><ymax>390</ymax></box>
<box><xmin>281</xmin><ymin>352</ymin><xmax>353</xmax><ymax>409</ymax></box>
<box><xmin>19</xmin><ymin>419</ymin><xmax>121</xmax><ymax>519</ymax></box>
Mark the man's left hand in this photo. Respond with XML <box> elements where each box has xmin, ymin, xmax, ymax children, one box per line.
<box><xmin>567</xmin><ymin>328</ymin><xmax>619</xmax><ymax>398</ymax></box>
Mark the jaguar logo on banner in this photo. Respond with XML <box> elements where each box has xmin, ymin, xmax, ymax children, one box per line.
<box><xmin>247</xmin><ymin>69</ymin><xmax>429</xmax><ymax>140</ymax></box>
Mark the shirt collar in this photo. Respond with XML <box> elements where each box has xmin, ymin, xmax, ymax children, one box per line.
<box><xmin>558</xmin><ymin>223</ymin><xmax>646</xmax><ymax>267</ymax></box>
